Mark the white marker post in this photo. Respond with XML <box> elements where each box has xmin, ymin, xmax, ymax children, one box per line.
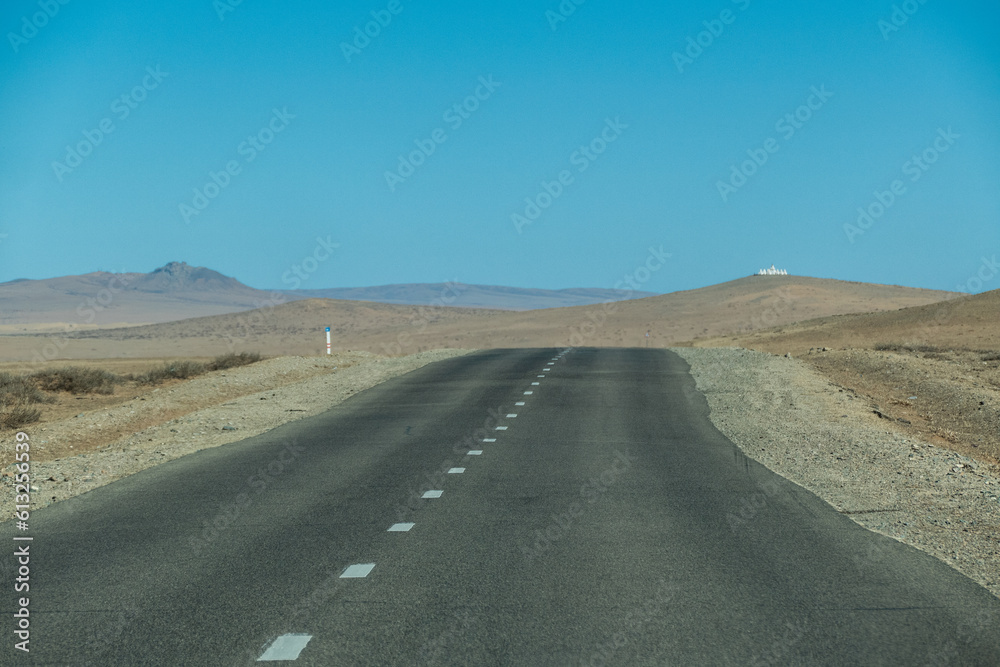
<box><xmin>326</xmin><ymin>326</ymin><xmax>331</xmax><ymax>355</ymax></box>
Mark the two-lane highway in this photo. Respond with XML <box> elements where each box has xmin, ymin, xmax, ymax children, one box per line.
<box><xmin>3</xmin><ymin>348</ymin><xmax>999</xmax><ymax>665</ymax></box>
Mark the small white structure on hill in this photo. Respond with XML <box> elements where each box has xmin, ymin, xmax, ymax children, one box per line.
<box><xmin>757</xmin><ymin>264</ymin><xmax>788</xmax><ymax>276</ymax></box>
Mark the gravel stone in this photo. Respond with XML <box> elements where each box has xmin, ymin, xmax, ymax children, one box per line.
<box><xmin>674</xmin><ymin>346</ymin><xmax>1000</xmax><ymax>600</ymax></box>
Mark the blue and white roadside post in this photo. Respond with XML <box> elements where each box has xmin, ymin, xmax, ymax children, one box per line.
<box><xmin>326</xmin><ymin>326</ymin><xmax>331</xmax><ymax>355</ymax></box>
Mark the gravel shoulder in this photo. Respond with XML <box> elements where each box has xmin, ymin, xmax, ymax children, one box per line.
<box><xmin>1</xmin><ymin>349</ymin><xmax>471</xmax><ymax>520</ymax></box>
<box><xmin>674</xmin><ymin>347</ymin><xmax>1000</xmax><ymax>600</ymax></box>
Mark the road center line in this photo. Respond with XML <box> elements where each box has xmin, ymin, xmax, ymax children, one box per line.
<box><xmin>422</xmin><ymin>490</ymin><xmax>443</xmax><ymax>498</ymax></box>
<box><xmin>448</xmin><ymin>467</ymin><xmax>465</xmax><ymax>473</ymax></box>
<box><xmin>523</xmin><ymin>391</ymin><xmax>533</xmax><ymax>395</ymax></box>
<box><xmin>388</xmin><ymin>522</ymin><xmax>414</xmax><ymax>532</ymax></box>
<box><xmin>468</xmin><ymin>450</ymin><xmax>483</xmax><ymax>455</ymax></box>
<box><xmin>515</xmin><ymin>401</ymin><xmax>525</xmax><ymax>406</ymax></box>
<box><xmin>340</xmin><ymin>563</ymin><xmax>375</xmax><ymax>579</ymax></box>
<box><xmin>495</xmin><ymin>425</ymin><xmax>508</xmax><ymax>430</ymax></box>
<box><xmin>483</xmin><ymin>437</ymin><xmax>496</xmax><ymax>442</ymax></box>
<box><xmin>257</xmin><ymin>634</ymin><xmax>313</xmax><ymax>661</ymax></box>
<box><xmin>531</xmin><ymin>382</ymin><xmax>540</xmax><ymax>386</ymax></box>
<box><xmin>506</xmin><ymin>413</ymin><xmax>517</xmax><ymax>418</ymax></box>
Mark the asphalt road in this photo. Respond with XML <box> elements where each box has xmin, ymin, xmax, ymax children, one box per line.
<box><xmin>3</xmin><ymin>348</ymin><xmax>1000</xmax><ymax>665</ymax></box>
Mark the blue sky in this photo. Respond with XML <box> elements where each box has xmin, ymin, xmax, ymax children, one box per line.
<box><xmin>1</xmin><ymin>0</ymin><xmax>998</xmax><ymax>295</ymax></box>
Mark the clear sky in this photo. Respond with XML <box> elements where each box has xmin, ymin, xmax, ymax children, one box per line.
<box><xmin>1</xmin><ymin>0</ymin><xmax>998</xmax><ymax>295</ymax></box>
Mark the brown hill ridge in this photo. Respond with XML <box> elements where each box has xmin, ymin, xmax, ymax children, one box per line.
<box><xmin>0</xmin><ymin>262</ymin><xmax>659</xmax><ymax>330</ymax></box>
<box><xmin>700</xmin><ymin>288</ymin><xmax>1000</xmax><ymax>464</ymax></box>
<box><xmin>711</xmin><ymin>287</ymin><xmax>999</xmax><ymax>355</ymax></box>
<box><xmin>0</xmin><ymin>275</ymin><xmax>957</xmax><ymax>361</ymax></box>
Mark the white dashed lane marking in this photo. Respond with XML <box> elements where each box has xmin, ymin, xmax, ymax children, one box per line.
<box><xmin>422</xmin><ymin>490</ymin><xmax>443</xmax><ymax>498</ymax></box>
<box><xmin>483</xmin><ymin>437</ymin><xmax>496</xmax><ymax>442</ymax></box>
<box><xmin>388</xmin><ymin>523</ymin><xmax>414</xmax><ymax>532</ymax></box>
<box><xmin>537</xmin><ymin>375</ymin><xmax>545</xmax><ymax>378</ymax></box>
<box><xmin>524</xmin><ymin>391</ymin><xmax>533</xmax><ymax>395</ymax></box>
<box><xmin>468</xmin><ymin>450</ymin><xmax>483</xmax><ymax>455</ymax></box>
<box><xmin>257</xmin><ymin>634</ymin><xmax>313</xmax><ymax>661</ymax></box>
<box><xmin>448</xmin><ymin>467</ymin><xmax>465</xmax><ymax>474</ymax></box>
<box><xmin>340</xmin><ymin>563</ymin><xmax>375</xmax><ymax>579</ymax></box>
<box><xmin>531</xmin><ymin>382</ymin><xmax>540</xmax><ymax>386</ymax></box>
<box><xmin>506</xmin><ymin>413</ymin><xmax>517</xmax><ymax>418</ymax></box>
<box><xmin>496</xmin><ymin>426</ymin><xmax>508</xmax><ymax>430</ymax></box>
<box><xmin>515</xmin><ymin>401</ymin><xmax>525</xmax><ymax>406</ymax></box>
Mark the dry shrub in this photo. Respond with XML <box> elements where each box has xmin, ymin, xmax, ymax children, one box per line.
<box><xmin>31</xmin><ymin>367</ymin><xmax>122</xmax><ymax>394</ymax></box>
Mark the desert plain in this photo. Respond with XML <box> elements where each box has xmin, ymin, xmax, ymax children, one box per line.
<box><xmin>1</xmin><ymin>265</ymin><xmax>998</xmax><ymax>598</ymax></box>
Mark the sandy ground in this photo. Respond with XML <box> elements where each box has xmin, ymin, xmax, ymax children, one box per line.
<box><xmin>0</xmin><ymin>276</ymin><xmax>957</xmax><ymax>361</ymax></box>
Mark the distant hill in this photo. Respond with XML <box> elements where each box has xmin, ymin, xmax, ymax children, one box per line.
<box><xmin>0</xmin><ymin>262</ymin><xmax>658</xmax><ymax>331</ymax></box>
<box><xmin>0</xmin><ymin>262</ymin><xmax>270</xmax><ymax>330</ymax></box>
<box><xmin>282</xmin><ymin>283</ymin><xmax>658</xmax><ymax>310</ymax></box>
<box><xmin>0</xmin><ymin>274</ymin><xmax>959</xmax><ymax>361</ymax></box>
<box><xmin>710</xmin><ymin>285</ymin><xmax>999</xmax><ymax>354</ymax></box>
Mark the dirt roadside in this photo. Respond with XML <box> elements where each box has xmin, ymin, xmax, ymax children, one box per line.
<box><xmin>0</xmin><ymin>349</ymin><xmax>472</xmax><ymax>520</ymax></box>
<box><xmin>675</xmin><ymin>347</ymin><xmax>1000</xmax><ymax>600</ymax></box>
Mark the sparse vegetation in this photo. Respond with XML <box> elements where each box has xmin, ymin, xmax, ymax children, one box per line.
<box><xmin>0</xmin><ymin>353</ymin><xmax>265</xmax><ymax>429</ymax></box>
<box><xmin>129</xmin><ymin>352</ymin><xmax>264</xmax><ymax>385</ymax></box>
<box><xmin>206</xmin><ymin>352</ymin><xmax>263</xmax><ymax>371</ymax></box>
<box><xmin>32</xmin><ymin>367</ymin><xmax>123</xmax><ymax>394</ymax></box>
<box><xmin>873</xmin><ymin>344</ymin><xmax>1000</xmax><ymax>363</ymax></box>
<box><xmin>0</xmin><ymin>372</ymin><xmax>53</xmax><ymax>404</ymax></box>
<box><xmin>0</xmin><ymin>371</ymin><xmax>53</xmax><ymax>429</ymax></box>
<box><xmin>873</xmin><ymin>343</ymin><xmax>945</xmax><ymax>353</ymax></box>
<box><xmin>0</xmin><ymin>404</ymin><xmax>42</xmax><ymax>429</ymax></box>
<box><xmin>130</xmin><ymin>361</ymin><xmax>205</xmax><ymax>384</ymax></box>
